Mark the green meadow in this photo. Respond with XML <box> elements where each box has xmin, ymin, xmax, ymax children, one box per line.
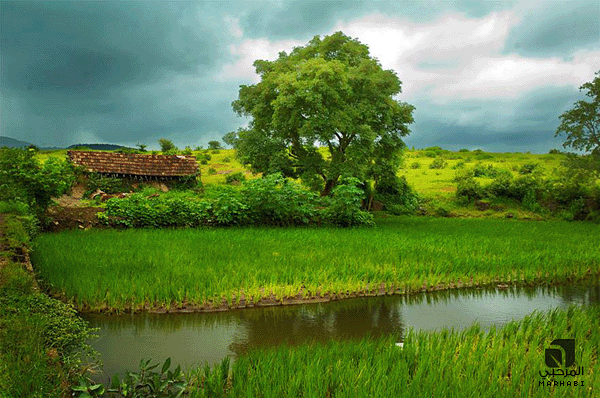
<box><xmin>187</xmin><ymin>305</ymin><xmax>599</xmax><ymax>397</ymax></box>
<box><xmin>31</xmin><ymin>217</ymin><xmax>600</xmax><ymax>311</ymax></box>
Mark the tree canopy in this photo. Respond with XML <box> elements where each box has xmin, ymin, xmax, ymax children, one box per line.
<box><xmin>556</xmin><ymin>71</ymin><xmax>600</xmax><ymax>154</ymax></box>
<box><xmin>226</xmin><ymin>31</ymin><xmax>415</xmax><ymax>196</ymax></box>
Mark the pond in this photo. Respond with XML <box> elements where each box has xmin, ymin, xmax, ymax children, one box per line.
<box><xmin>84</xmin><ymin>279</ymin><xmax>600</xmax><ymax>380</ymax></box>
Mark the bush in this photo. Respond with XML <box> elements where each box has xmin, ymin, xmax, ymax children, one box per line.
<box><xmin>519</xmin><ymin>163</ymin><xmax>538</xmax><ymax>174</ymax></box>
<box><xmin>102</xmin><ymin>175</ymin><xmax>374</xmax><ymax>228</ymax></box>
<box><xmin>208</xmin><ymin>167</ymin><xmax>217</xmax><ymax>175</ymax></box>
<box><xmin>225</xmin><ymin>171</ymin><xmax>246</xmax><ymax>184</ymax></box>
<box><xmin>374</xmin><ymin>175</ymin><xmax>420</xmax><ymax>214</ymax></box>
<box><xmin>322</xmin><ymin>178</ymin><xmax>374</xmax><ymax>227</ymax></box>
<box><xmin>240</xmin><ymin>174</ymin><xmax>319</xmax><ymax>226</ymax></box>
<box><xmin>471</xmin><ymin>163</ymin><xmax>505</xmax><ymax>178</ymax></box>
<box><xmin>455</xmin><ymin>176</ymin><xmax>484</xmax><ymax>204</ymax></box>
<box><xmin>429</xmin><ymin>158</ymin><xmax>447</xmax><ymax>169</ymax></box>
<box><xmin>409</xmin><ymin>161</ymin><xmax>421</xmax><ymax>169</ymax></box>
<box><xmin>0</xmin><ymin>148</ymin><xmax>75</xmax><ymax>220</ymax></box>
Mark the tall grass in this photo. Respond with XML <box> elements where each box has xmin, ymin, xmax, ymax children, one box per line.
<box><xmin>31</xmin><ymin>217</ymin><xmax>600</xmax><ymax>311</ymax></box>
<box><xmin>187</xmin><ymin>305</ymin><xmax>599</xmax><ymax>397</ymax></box>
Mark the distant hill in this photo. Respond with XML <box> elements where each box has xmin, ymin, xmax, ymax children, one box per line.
<box><xmin>0</xmin><ymin>136</ymin><xmax>33</xmax><ymax>148</ymax></box>
<box><xmin>67</xmin><ymin>143</ymin><xmax>130</xmax><ymax>151</ymax></box>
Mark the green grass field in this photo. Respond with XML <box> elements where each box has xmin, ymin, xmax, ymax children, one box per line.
<box><xmin>31</xmin><ymin>217</ymin><xmax>600</xmax><ymax>311</ymax></box>
<box><xmin>188</xmin><ymin>304</ymin><xmax>599</xmax><ymax>397</ymax></box>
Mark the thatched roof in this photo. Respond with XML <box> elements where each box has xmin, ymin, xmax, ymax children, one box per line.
<box><xmin>68</xmin><ymin>150</ymin><xmax>199</xmax><ymax>177</ymax></box>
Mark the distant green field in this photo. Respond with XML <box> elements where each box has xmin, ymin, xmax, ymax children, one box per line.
<box><xmin>31</xmin><ymin>217</ymin><xmax>600</xmax><ymax>311</ymax></box>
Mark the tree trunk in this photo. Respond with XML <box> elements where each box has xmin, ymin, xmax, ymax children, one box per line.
<box><xmin>321</xmin><ymin>179</ymin><xmax>337</xmax><ymax>197</ymax></box>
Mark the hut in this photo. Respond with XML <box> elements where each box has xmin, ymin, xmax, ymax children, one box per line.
<box><xmin>68</xmin><ymin>150</ymin><xmax>199</xmax><ymax>181</ymax></box>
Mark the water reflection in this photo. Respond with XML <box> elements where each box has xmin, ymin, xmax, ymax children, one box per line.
<box><xmin>84</xmin><ymin>279</ymin><xmax>599</xmax><ymax>380</ymax></box>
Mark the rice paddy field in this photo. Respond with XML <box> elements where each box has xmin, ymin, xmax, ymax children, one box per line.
<box><xmin>31</xmin><ymin>217</ymin><xmax>600</xmax><ymax>311</ymax></box>
<box><xmin>187</xmin><ymin>305</ymin><xmax>598</xmax><ymax>397</ymax></box>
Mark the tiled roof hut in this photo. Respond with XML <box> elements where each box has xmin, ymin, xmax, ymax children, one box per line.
<box><xmin>68</xmin><ymin>150</ymin><xmax>199</xmax><ymax>180</ymax></box>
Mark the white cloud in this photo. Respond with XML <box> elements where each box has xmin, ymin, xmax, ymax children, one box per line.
<box><xmin>216</xmin><ymin>37</ymin><xmax>304</xmax><ymax>82</ymax></box>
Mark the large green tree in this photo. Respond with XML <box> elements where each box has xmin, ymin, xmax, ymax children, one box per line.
<box><xmin>226</xmin><ymin>32</ymin><xmax>415</xmax><ymax>196</ymax></box>
<box><xmin>555</xmin><ymin>70</ymin><xmax>600</xmax><ymax>176</ymax></box>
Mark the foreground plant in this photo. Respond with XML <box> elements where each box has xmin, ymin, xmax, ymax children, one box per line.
<box><xmin>73</xmin><ymin>357</ymin><xmax>186</xmax><ymax>398</ymax></box>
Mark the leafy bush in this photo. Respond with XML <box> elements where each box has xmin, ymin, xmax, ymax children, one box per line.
<box><xmin>455</xmin><ymin>176</ymin><xmax>484</xmax><ymax>204</ymax></box>
<box><xmin>409</xmin><ymin>161</ymin><xmax>420</xmax><ymax>169</ymax></box>
<box><xmin>240</xmin><ymin>173</ymin><xmax>319</xmax><ymax>226</ymax></box>
<box><xmin>322</xmin><ymin>178</ymin><xmax>374</xmax><ymax>227</ymax></box>
<box><xmin>519</xmin><ymin>163</ymin><xmax>538</xmax><ymax>174</ymax></box>
<box><xmin>471</xmin><ymin>163</ymin><xmax>506</xmax><ymax>178</ymax></box>
<box><xmin>375</xmin><ymin>175</ymin><xmax>420</xmax><ymax>214</ymax></box>
<box><xmin>225</xmin><ymin>171</ymin><xmax>246</xmax><ymax>184</ymax></box>
<box><xmin>103</xmin><ymin>174</ymin><xmax>374</xmax><ymax>228</ymax></box>
<box><xmin>73</xmin><ymin>357</ymin><xmax>187</xmax><ymax>398</ymax></box>
<box><xmin>0</xmin><ymin>148</ymin><xmax>75</xmax><ymax>220</ymax></box>
<box><xmin>428</xmin><ymin>157</ymin><xmax>447</xmax><ymax>169</ymax></box>
<box><xmin>208</xmin><ymin>167</ymin><xmax>217</xmax><ymax>175</ymax></box>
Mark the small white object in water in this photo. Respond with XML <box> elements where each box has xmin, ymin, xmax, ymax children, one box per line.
<box><xmin>395</xmin><ymin>342</ymin><xmax>404</xmax><ymax>348</ymax></box>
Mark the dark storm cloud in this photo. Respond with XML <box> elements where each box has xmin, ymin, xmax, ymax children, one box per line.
<box><xmin>503</xmin><ymin>1</ymin><xmax>600</xmax><ymax>57</ymax></box>
<box><xmin>0</xmin><ymin>1</ymin><xmax>235</xmax><ymax>147</ymax></box>
<box><xmin>406</xmin><ymin>85</ymin><xmax>581</xmax><ymax>153</ymax></box>
<box><xmin>239</xmin><ymin>0</ymin><xmax>517</xmax><ymax>39</ymax></box>
<box><xmin>1</xmin><ymin>1</ymin><xmax>221</xmax><ymax>95</ymax></box>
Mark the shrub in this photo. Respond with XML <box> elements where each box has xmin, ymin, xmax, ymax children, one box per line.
<box><xmin>240</xmin><ymin>173</ymin><xmax>319</xmax><ymax>226</ymax></box>
<box><xmin>455</xmin><ymin>176</ymin><xmax>484</xmax><ymax>204</ymax></box>
<box><xmin>410</xmin><ymin>161</ymin><xmax>421</xmax><ymax>169</ymax></box>
<box><xmin>322</xmin><ymin>178</ymin><xmax>374</xmax><ymax>227</ymax></box>
<box><xmin>225</xmin><ymin>171</ymin><xmax>245</xmax><ymax>184</ymax></box>
<box><xmin>429</xmin><ymin>157</ymin><xmax>447</xmax><ymax>169</ymax></box>
<box><xmin>519</xmin><ymin>163</ymin><xmax>538</xmax><ymax>174</ymax></box>
<box><xmin>0</xmin><ymin>148</ymin><xmax>75</xmax><ymax>220</ymax></box>
<box><xmin>208</xmin><ymin>167</ymin><xmax>217</xmax><ymax>175</ymax></box>
<box><xmin>375</xmin><ymin>175</ymin><xmax>420</xmax><ymax>214</ymax></box>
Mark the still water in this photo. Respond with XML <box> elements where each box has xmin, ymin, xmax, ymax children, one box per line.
<box><xmin>84</xmin><ymin>280</ymin><xmax>599</xmax><ymax>379</ymax></box>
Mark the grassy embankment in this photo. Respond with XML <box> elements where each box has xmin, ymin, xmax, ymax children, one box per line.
<box><xmin>31</xmin><ymin>217</ymin><xmax>600</xmax><ymax>312</ymax></box>
<box><xmin>186</xmin><ymin>305</ymin><xmax>598</xmax><ymax>397</ymax></box>
<box><xmin>0</xmin><ymin>212</ymin><xmax>95</xmax><ymax>397</ymax></box>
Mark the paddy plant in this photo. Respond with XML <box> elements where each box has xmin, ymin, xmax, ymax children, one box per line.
<box><xmin>183</xmin><ymin>305</ymin><xmax>599</xmax><ymax>397</ymax></box>
<box><xmin>31</xmin><ymin>217</ymin><xmax>600</xmax><ymax>312</ymax></box>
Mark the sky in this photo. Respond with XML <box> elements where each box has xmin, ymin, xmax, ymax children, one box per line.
<box><xmin>1</xmin><ymin>0</ymin><xmax>599</xmax><ymax>152</ymax></box>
